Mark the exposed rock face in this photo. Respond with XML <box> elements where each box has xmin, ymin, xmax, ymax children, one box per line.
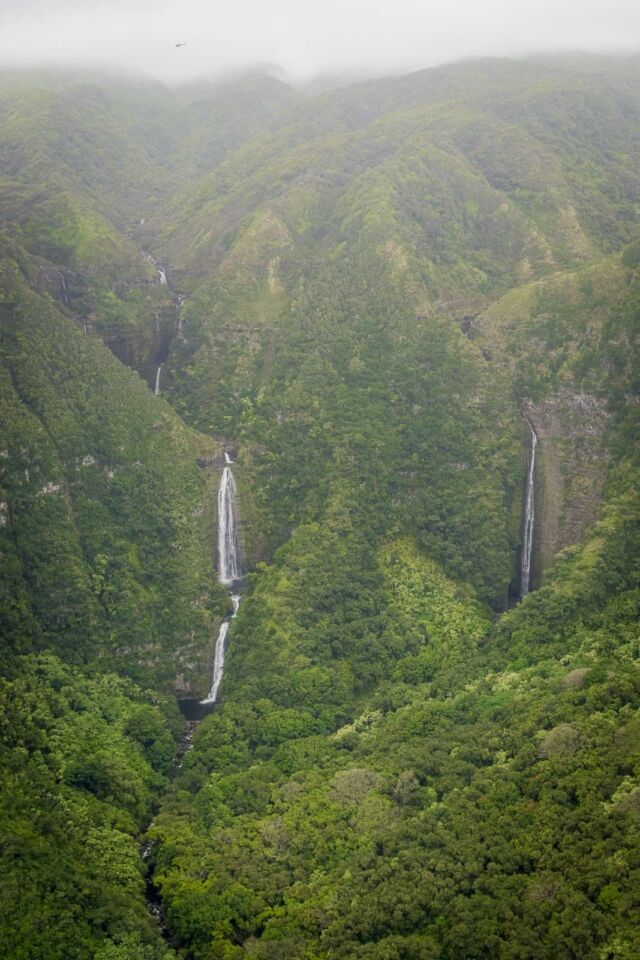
<box><xmin>523</xmin><ymin>390</ymin><xmax>609</xmax><ymax>587</ymax></box>
<box><xmin>173</xmin><ymin>673</ymin><xmax>193</xmax><ymax>695</ymax></box>
<box><xmin>197</xmin><ymin>445</ymin><xmax>239</xmax><ymax>468</ymax></box>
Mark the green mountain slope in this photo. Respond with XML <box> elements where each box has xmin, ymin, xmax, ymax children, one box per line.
<box><xmin>154</xmin><ymin>56</ymin><xmax>640</xmax><ymax>602</ymax></box>
<box><xmin>0</xmin><ymin>69</ymin><xmax>297</xmax><ymax>378</ymax></box>
<box><xmin>0</xmin><ymin>238</ymin><xmax>225</xmax><ymax>692</ymax></box>
<box><xmin>150</xmin><ymin>502</ymin><xmax>640</xmax><ymax>959</ymax></box>
<box><xmin>0</xmin><ymin>54</ymin><xmax>638</xmax><ymax>960</ymax></box>
<box><xmin>147</xmin><ymin>247</ymin><xmax>639</xmax><ymax>959</ymax></box>
<box><xmin>144</xmin><ymin>58</ymin><xmax>640</xmax><ymax>959</ymax></box>
<box><xmin>0</xmin><ymin>235</ymin><xmax>227</xmax><ymax>958</ymax></box>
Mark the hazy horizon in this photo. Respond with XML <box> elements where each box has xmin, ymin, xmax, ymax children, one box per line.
<box><xmin>0</xmin><ymin>0</ymin><xmax>639</xmax><ymax>86</ymax></box>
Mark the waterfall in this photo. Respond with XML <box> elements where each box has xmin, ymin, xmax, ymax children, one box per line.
<box><xmin>154</xmin><ymin>365</ymin><xmax>162</xmax><ymax>395</ymax></box>
<box><xmin>218</xmin><ymin>465</ymin><xmax>241</xmax><ymax>585</ymax></box>
<box><xmin>199</xmin><ymin>458</ymin><xmax>242</xmax><ymax>705</ymax></box>
<box><xmin>144</xmin><ymin>252</ymin><xmax>167</xmax><ymax>285</ymax></box>
<box><xmin>57</xmin><ymin>272</ymin><xmax>69</xmax><ymax>307</ymax></box>
<box><xmin>520</xmin><ymin>422</ymin><xmax>537</xmax><ymax>598</ymax></box>
<box><xmin>202</xmin><ymin>594</ymin><xmax>241</xmax><ymax>703</ymax></box>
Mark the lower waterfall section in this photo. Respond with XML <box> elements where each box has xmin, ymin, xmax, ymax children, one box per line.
<box><xmin>202</xmin><ymin>593</ymin><xmax>241</xmax><ymax>704</ymax></box>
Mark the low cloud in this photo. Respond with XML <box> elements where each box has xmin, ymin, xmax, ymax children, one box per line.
<box><xmin>0</xmin><ymin>0</ymin><xmax>639</xmax><ymax>84</ymax></box>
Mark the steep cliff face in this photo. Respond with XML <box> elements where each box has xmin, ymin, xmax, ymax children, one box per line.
<box><xmin>473</xmin><ymin>252</ymin><xmax>638</xmax><ymax>586</ymax></box>
<box><xmin>524</xmin><ymin>391</ymin><xmax>610</xmax><ymax>587</ymax></box>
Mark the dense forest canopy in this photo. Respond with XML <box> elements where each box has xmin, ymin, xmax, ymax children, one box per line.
<box><xmin>0</xmin><ymin>54</ymin><xmax>639</xmax><ymax>960</ymax></box>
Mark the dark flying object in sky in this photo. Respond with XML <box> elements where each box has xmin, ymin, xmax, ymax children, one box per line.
<box><xmin>175</xmin><ymin>42</ymin><xmax>187</xmax><ymax>48</ymax></box>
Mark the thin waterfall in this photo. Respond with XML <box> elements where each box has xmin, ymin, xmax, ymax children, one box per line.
<box><xmin>200</xmin><ymin>456</ymin><xmax>242</xmax><ymax>704</ymax></box>
<box><xmin>218</xmin><ymin>465</ymin><xmax>241</xmax><ymax>585</ymax></box>
<box><xmin>57</xmin><ymin>272</ymin><xmax>69</xmax><ymax>308</ymax></box>
<box><xmin>154</xmin><ymin>365</ymin><xmax>162</xmax><ymax>395</ymax></box>
<box><xmin>203</xmin><ymin>595</ymin><xmax>241</xmax><ymax>703</ymax></box>
<box><xmin>144</xmin><ymin>252</ymin><xmax>167</xmax><ymax>285</ymax></box>
<box><xmin>520</xmin><ymin>422</ymin><xmax>537</xmax><ymax>598</ymax></box>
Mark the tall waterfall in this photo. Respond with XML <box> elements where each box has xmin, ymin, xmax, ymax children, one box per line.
<box><xmin>200</xmin><ymin>456</ymin><xmax>242</xmax><ymax>704</ymax></box>
<box><xmin>218</xmin><ymin>465</ymin><xmax>241</xmax><ymax>585</ymax></box>
<box><xmin>520</xmin><ymin>422</ymin><xmax>537</xmax><ymax>598</ymax></box>
<box><xmin>154</xmin><ymin>365</ymin><xmax>162</xmax><ymax>395</ymax></box>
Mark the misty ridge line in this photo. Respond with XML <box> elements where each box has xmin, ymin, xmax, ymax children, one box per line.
<box><xmin>0</xmin><ymin>37</ymin><xmax>639</xmax><ymax>90</ymax></box>
<box><xmin>1</xmin><ymin>0</ymin><xmax>640</xmax><ymax>86</ymax></box>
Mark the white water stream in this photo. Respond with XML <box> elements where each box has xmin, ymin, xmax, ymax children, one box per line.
<box><xmin>154</xmin><ymin>365</ymin><xmax>163</xmax><ymax>395</ymax></box>
<box><xmin>217</xmin><ymin>464</ymin><xmax>241</xmax><ymax>585</ymax></box>
<box><xmin>144</xmin><ymin>252</ymin><xmax>167</xmax><ymax>285</ymax></box>
<box><xmin>58</xmin><ymin>272</ymin><xmax>69</xmax><ymax>307</ymax></box>
<box><xmin>520</xmin><ymin>422</ymin><xmax>537</xmax><ymax>598</ymax></box>
<box><xmin>203</xmin><ymin>594</ymin><xmax>241</xmax><ymax>703</ymax></box>
<box><xmin>200</xmin><ymin>454</ymin><xmax>242</xmax><ymax>704</ymax></box>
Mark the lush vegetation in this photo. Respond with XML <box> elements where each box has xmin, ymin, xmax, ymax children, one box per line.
<box><xmin>0</xmin><ymin>244</ymin><xmax>226</xmax><ymax>689</ymax></box>
<box><xmin>0</xmin><ymin>653</ymin><xmax>182</xmax><ymax>960</ymax></box>
<box><xmin>0</xmin><ymin>230</ymin><xmax>230</xmax><ymax>957</ymax></box>
<box><xmin>0</xmin><ymin>54</ymin><xmax>639</xmax><ymax>958</ymax></box>
<box><xmin>150</xmin><ymin>516</ymin><xmax>640</xmax><ymax>959</ymax></box>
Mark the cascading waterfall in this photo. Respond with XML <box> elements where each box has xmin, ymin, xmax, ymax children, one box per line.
<box><xmin>218</xmin><ymin>464</ymin><xmax>241</xmax><ymax>585</ymax></box>
<box><xmin>200</xmin><ymin>455</ymin><xmax>242</xmax><ymax>704</ymax></box>
<box><xmin>520</xmin><ymin>422</ymin><xmax>537</xmax><ymax>598</ymax></box>
<box><xmin>203</xmin><ymin>594</ymin><xmax>241</xmax><ymax>703</ymax></box>
<box><xmin>154</xmin><ymin>365</ymin><xmax>163</xmax><ymax>395</ymax></box>
<box><xmin>144</xmin><ymin>252</ymin><xmax>167</xmax><ymax>285</ymax></box>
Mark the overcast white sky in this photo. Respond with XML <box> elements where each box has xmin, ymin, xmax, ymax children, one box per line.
<box><xmin>0</xmin><ymin>0</ymin><xmax>638</xmax><ymax>84</ymax></box>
